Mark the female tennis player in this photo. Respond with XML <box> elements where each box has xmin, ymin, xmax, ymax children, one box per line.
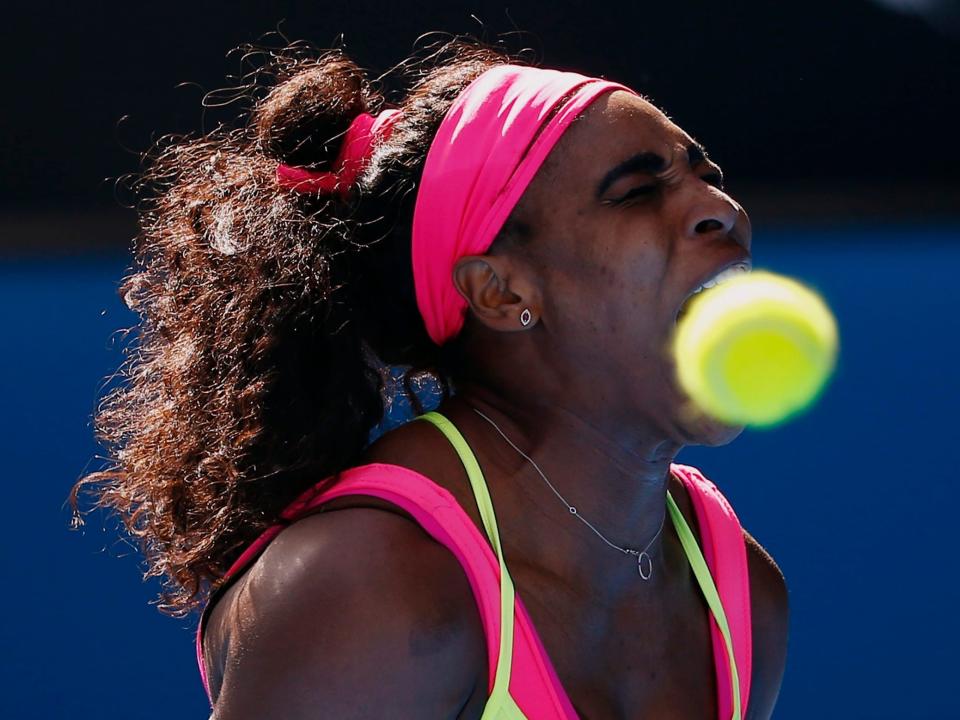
<box><xmin>76</xmin><ymin>39</ymin><xmax>787</xmax><ymax>719</ymax></box>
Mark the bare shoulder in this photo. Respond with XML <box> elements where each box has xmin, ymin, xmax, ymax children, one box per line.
<box><xmin>360</xmin><ymin>413</ymin><xmax>465</xmax><ymax>482</ymax></box>
<box><xmin>208</xmin><ymin>506</ymin><xmax>486</xmax><ymax>720</ymax></box>
<box><xmin>742</xmin><ymin>528</ymin><xmax>789</xmax><ymax>720</ymax></box>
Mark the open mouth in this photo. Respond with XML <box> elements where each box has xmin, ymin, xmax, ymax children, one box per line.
<box><xmin>675</xmin><ymin>261</ymin><xmax>752</xmax><ymax>323</ymax></box>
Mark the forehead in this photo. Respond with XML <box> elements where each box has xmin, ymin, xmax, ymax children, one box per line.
<box><xmin>590</xmin><ymin>90</ymin><xmax>677</xmax><ymax>132</ymax></box>
<box><xmin>534</xmin><ymin>90</ymin><xmax>692</xmax><ymax>186</ymax></box>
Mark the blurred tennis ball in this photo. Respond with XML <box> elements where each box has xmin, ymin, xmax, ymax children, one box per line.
<box><xmin>673</xmin><ymin>270</ymin><xmax>838</xmax><ymax>428</ymax></box>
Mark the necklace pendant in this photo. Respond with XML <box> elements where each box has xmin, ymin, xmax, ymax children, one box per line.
<box><xmin>637</xmin><ymin>552</ymin><xmax>653</xmax><ymax>580</ymax></box>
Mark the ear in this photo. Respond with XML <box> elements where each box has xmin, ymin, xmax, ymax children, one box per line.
<box><xmin>452</xmin><ymin>255</ymin><xmax>540</xmax><ymax>333</ymax></box>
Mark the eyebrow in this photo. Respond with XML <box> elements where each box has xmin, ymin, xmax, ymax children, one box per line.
<box><xmin>595</xmin><ymin>152</ymin><xmax>665</xmax><ymax>198</ymax></box>
<box><xmin>595</xmin><ymin>143</ymin><xmax>713</xmax><ymax>198</ymax></box>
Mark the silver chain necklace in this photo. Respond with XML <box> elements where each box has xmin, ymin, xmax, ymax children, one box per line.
<box><xmin>471</xmin><ymin>407</ymin><xmax>667</xmax><ymax>580</ymax></box>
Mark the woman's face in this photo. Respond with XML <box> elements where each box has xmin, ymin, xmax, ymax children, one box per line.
<box><xmin>512</xmin><ymin>90</ymin><xmax>753</xmax><ymax>445</ymax></box>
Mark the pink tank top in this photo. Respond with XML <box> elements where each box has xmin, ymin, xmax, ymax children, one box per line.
<box><xmin>197</xmin><ymin>435</ymin><xmax>752</xmax><ymax>718</ymax></box>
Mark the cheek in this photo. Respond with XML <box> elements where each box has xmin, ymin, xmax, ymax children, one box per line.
<box><xmin>585</xmin><ymin>243</ymin><xmax>665</xmax><ymax>328</ymax></box>
<box><xmin>545</xmin><ymin>266</ymin><xmax>660</xmax><ymax>348</ymax></box>
<box><xmin>537</xmin><ymin>211</ymin><xmax>668</xmax><ymax>338</ymax></box>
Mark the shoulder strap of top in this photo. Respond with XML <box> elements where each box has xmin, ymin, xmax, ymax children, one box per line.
<box><xmin>667</xmin><ymin>491</ymin><xmax>742</xmax><ymax>720</ymax></box>
<box><xmin>670</xmin><ymin>463</ymin><xmax>753</xmax><ymax>720</ymax></box>
<box><xmin>414</xmin><ymin>412</ymin><xmax>753</xmax><ymax>720</ymax></box>
<box><xmin>195</xmin><ymin>460</ymin><xmax>510</xmax><ymax>703</ymax></box>
<box><xmin>415</xmin><ymin>411</ymin><xmax>519</xmax><ymax>714</ymax></box>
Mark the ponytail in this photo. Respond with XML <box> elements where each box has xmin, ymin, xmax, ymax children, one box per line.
<box><xmin>72</xmin><ymin>41</ymin><xmax>510</xmax><ymax>615</ymax></box>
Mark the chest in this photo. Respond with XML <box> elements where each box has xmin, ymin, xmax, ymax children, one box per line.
<box><xmin>509</xmin><ymin>565</ymin><xmax>718</xmax><ymax>720</ymax></box>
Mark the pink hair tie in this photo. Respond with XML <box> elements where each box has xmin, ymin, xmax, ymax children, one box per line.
<box><xmin>276</xmin><ymin>108</ymin><xmax>400</xmax><ymax>198</ymax></box>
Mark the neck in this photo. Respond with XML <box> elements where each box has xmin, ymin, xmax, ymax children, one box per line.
<box><xmin>442</xmin><ymin>377</ymin><xmax>686</xmax><ymax>600</ymax></box>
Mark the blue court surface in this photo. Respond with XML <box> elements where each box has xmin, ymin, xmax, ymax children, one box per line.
<box><xmin>2</xmin><ymin>224</ymin><xmax>956</xmax><ymax>719</ymax></box>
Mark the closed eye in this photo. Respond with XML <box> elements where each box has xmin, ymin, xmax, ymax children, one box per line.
<box><xmin>613</xmin><ymin>185</ymin><xmax>658</xmax><ymax>203</ymax></box>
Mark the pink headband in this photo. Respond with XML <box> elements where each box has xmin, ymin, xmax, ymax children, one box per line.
<box><xmin>411</xmin><ymin>65</ymin><xmax>634</xmax><ymax>345</ymax></box>
<box><xmin>276</xmin><ymin>109</ymin><xmax>400</xmax><ymax>197</ymax></box>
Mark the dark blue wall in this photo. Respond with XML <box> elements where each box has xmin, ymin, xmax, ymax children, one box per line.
<box><xmin>4</xmin><ymin>226</ymin><xmax>957</xmax><ymax>718</ymax></box>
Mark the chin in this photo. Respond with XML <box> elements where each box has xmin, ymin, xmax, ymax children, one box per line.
<box><xmin>659</xmin><ymin>352</ymin><xmax>745</xmax><ymax>447</ymax></box>
<box><xmin>675</xmin><ymin>397</ymin><xmax>746</xmax><ymax>447</ymax></box>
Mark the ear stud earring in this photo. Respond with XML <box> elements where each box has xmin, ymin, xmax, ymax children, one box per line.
<box><xmin>520</xmin><ymin>308</ymin><xmax>532</xmax><ymax>327</ymax></box>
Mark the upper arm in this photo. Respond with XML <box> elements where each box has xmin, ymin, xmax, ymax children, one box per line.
<box><xmin>743</xmin><ymin>528</ymin><xmax>789</xmax><ymax>720</ymax></box>
<box><xmin>210</xmin><ymin>508</ymin><xmax>486</xmax><ymax>720</ymax></box>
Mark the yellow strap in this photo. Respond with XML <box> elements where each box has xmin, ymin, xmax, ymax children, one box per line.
<box><xmin>417</xmin><ymin>412</ymin><xmax>518</xmax><ymax>713</ymax></box>
<box><xmin>666</xmin><ymin>492</ymin><xmax>742</xmax><ymax>720</ymax></box>
<box><xmin>417</xmin><ymin>412</ymin><xmax>740</xmax><ymax>720</ymax></box>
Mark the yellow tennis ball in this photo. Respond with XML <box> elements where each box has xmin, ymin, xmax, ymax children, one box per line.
<box><xmin>672</xmin><ymin>270</ymin><xmax>838</xmax><ymax>427</ymax></box>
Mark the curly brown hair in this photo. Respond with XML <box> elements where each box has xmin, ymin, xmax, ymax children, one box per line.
<box><xmin>71</xmin><ymin>38</ymin><xmax>519</xmax><ymax>615</ymax></box>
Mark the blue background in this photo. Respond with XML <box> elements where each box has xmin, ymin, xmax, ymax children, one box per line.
<box><xmin>4</xmin><ymin>226</ymin><xmax>958</xmax><ymax>719</ymax></box>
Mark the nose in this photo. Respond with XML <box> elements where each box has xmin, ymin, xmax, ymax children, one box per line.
<box><xmin>687</xmin><ymin>188</ymin><xmax>737</xmax><ymax>237</ymax></box>
<box><xmin>685</xmin><ymin>187</ymin><xmax>751</xmax><ymax>252</ymax></box>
